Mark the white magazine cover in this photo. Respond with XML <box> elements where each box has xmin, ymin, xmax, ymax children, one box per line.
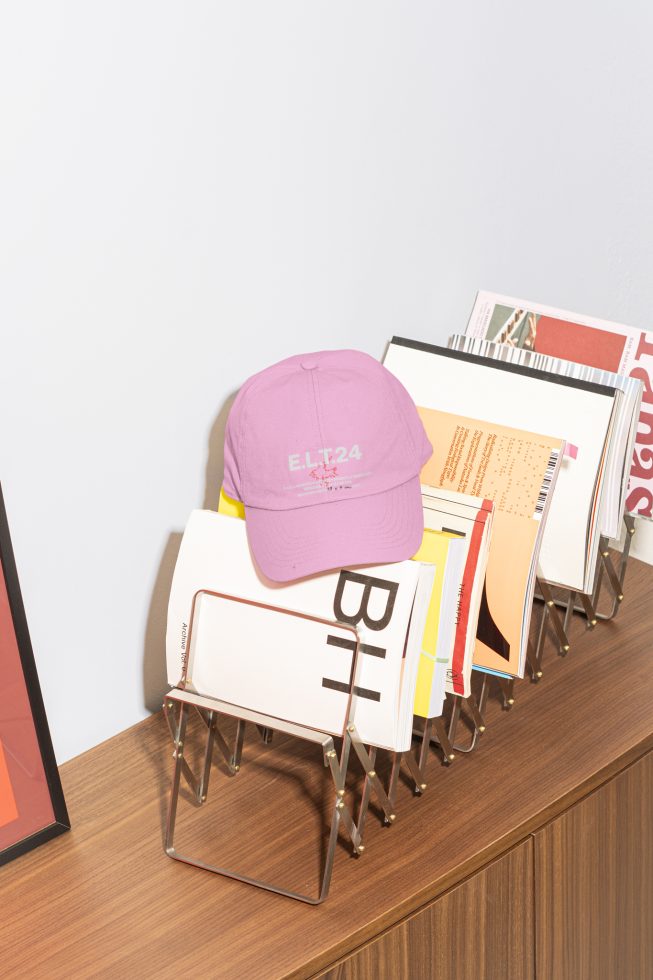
<box><xmin>384</xmin><ymin>338</ymin><xmax>616</xmax><ymax>593</ymax></box>
<box><xmin>429</xmin><ymin>534</ymin><xmax>467</xmax><ymax>715</ymax></box>
<box><xmin>166</xmin><ymin>510</ymin><xmax>434</xmax><ymax>752</ymax></box>
<box><xmin>412</xmin><ymin>528</ymin><xmax>469</xmax><ymax>718</ymax></box>
<box><xmin>466</xmin><ymin>290</ymin><xmax>653</xmax><ymax>542</ymax></box>
<box><xmin>420</xmin><ymin>488</ymin><xmax>493</xmax><ymax>696</ymax></box>
<box><xmin>448</xmin><ymin>333</ymin><xmax>642</xmax><ymax>541</ymax></box>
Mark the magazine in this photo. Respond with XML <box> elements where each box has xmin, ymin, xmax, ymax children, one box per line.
<box><xmin>419</xmin><ymin>488</ymin><xmax>493</xmax><ymax>695</ymax></box>
<box><xmin>166</xmin><ymin>510</ymin><xmax>434</xmax><ymax>752</ymax></box>
<box><xmin>412</xmin><ymin>529</ymin><xmax>467</xmax><ymax>717</ymax></box>
<box><xmin>384</xmin><ymin>337</ymin><xmax>617</xmax><ymax>593</ymax></box>
<box><xmin>466</xmin><ymin>290</ymin><xmax>653</xmax><ymax>524</ymax></box>
<box><xmin>448</xmin><ymin>333</ymin><xmax>642</xmax><ymax>541</ymax></box>
<box><xmin>417</xmin><ymin>407</ymin><xmax>563</xmax><ymax>680</ymax></box>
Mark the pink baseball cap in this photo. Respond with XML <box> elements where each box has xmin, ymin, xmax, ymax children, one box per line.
<box><xmin>223</xmin><ymin>349</ymin><xmax>432</xmax><ymax>582</ymax></box>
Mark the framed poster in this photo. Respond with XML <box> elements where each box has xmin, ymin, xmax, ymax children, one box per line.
<box><xmin>0</xmin><ymin>484</ymin><xmax>69</xmax><ymax>866</ymax></box>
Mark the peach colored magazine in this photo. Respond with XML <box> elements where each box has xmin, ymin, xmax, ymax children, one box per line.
<box><xmin>418</xmin><ymin>407</ymin><xmax>563</xmax><ymax>678</ymax></box>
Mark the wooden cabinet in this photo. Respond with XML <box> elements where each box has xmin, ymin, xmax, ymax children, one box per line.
<box><xmin>534</xmin><ymin>753</ymin><xmax>653</xmax><ymax>980</ymax></box>
<box><xmin>1</xmin><ymin>560</ymin><xmax>652</xmax><ymax>978</ymax></box>
<box><xmin>320</xmin><ymin>754</ymin><xmax>653</xmax><ymax>980</ymax></box>
<box><xmin>318</xmin><ymin>841</ymin><xmax>534</xmax><ymax>980</ymax></box>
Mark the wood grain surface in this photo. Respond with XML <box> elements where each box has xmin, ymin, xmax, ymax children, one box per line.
<box><xmin>0</xmin><ymin>558</ymin><xmax>652</xmax><ymax>979</ymax></box>
<box><xmin>535</xmin><ymin>752</ymin><xmax>653</xmax><ymax>980</ymax></box>
<box><xmin>317</xmin><ymin>841</ymin><xmax>534</xmax><ymax>980</ymax></box>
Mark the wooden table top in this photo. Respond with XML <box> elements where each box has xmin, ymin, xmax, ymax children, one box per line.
<box><xmin>2</xmin><ymin>558</ymin><xmax>652</xmax><ymax>980</ymax></box>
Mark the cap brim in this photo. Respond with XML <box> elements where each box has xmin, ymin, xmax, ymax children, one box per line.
<box><xmin>244</xmin><ymin>476</ymin><xmax>425</xmax><ymax>583</ymax></box>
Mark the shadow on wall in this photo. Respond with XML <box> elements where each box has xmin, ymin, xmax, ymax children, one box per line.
<box><xmin>201</xmin><ymin>391</ymin><xmax>237</xmax><ymax>511</ymax></box>
<box><xmin>142</xmin><ymin>532</ymin><xmax>182</xmax><ymax>713</ymax></box>
<box><xmin>141</xmin><ymin>392</ymin><xmax>238</xmax><ymax>713</ymax></box>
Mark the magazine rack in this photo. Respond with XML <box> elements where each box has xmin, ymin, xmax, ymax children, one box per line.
<box><xmin>371</xmin><ymin>525</ymin><xmax>628</xmax><ymax>770</ymax></box>
<box><xmin>351</xmin><ymin>711</ymin><xmax>457</xmax><ymax>840</ymax></box>
<box><xmin>413</xmin><ymin>715</ymin><xmax>457</xmax><ymax>767</ymax></box>
<box><xmin>397</xmin><ymin>688</ymin><xmax>489</xmax><ymax>770</ymax></box>
<box><xmin>525</xmin><ymin>577</ymin><xmax>572</xmax><ymax>682</ymax></box>
<box><xmin>534</xmin><ymin>513</ymin><xmax>637</xmax><ymax>631</ymax></box>
<box><xmin>583</xmin><ymin>515</ymin><xmax>636</xmax><ymax>621</ymax></box>
<box><xmin>162</xmin><ymin>519</ymin><xmax>640</xmax><ymax>900</ymax></box>
<box><xmin>446</xmin><ymin>689</ymin><xmax>487</xmax><ymax>753</ymax></box>
<box><xmin>164</xmin><ymin>589</ymin><xmax>396</xmax><ymax>905</ymax></box>
<box><xmin>439</xmin><ymin>573</ymin><xmax>569</xmax><ymax>753</ymax></box>
<box><xmin>415</xmin><ymin>572</ymin><xmax>570</xmax><ymax>758</ymax></box>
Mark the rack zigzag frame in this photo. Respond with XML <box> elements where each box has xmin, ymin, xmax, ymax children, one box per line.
<box><xmin>370</xmin><ymin>513</ymin><xmax>638</xmax><ymax>796</ymax></box>
<box><xmin>162</xmin><ymin>516</ymin><xmax>639</xmax><ymax>901</ymax></box>
<box><xmin>163</xmin><ymin>589</ymin><xmax>396</xmax><ymax>905</ymax></box>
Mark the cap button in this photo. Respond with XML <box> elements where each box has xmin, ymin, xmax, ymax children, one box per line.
<box><xmin>300</xmin><ymin>359</ymin><xmax>318</xmax><ymax>370</ymax></box>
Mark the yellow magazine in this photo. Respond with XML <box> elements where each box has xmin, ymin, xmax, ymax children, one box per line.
<box><xmin>412</xmin><ymin>529</ymin><xmax>461</xmax><ymax>719</ymax></box>
<box><xmin>218</xmin><ymin>487</ymin><xmax>245</xmax><ymax>519</ymax></box>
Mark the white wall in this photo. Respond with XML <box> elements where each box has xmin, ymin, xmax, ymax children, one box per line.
<box><xmin>1</xmin><ymin>2</ymin><xmax>652</xmax><ymax>762</ymax></box>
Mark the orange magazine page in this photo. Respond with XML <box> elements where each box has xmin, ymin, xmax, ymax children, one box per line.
<box><xmin>418</xmin><ymin>407</ymin><xmax>563</xmax><ymax>677</ymax></box>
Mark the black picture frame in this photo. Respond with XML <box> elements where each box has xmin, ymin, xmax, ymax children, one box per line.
<box><xmin>0</xmin><ymin>484</ymin><xmax>70</xmax><ymax>866</ymax></box>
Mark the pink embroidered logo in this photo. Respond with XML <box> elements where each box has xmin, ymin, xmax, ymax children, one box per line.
<box><xmin>308</xmin><ymin>461</ymin><xmax>338</xmax><ymax>486</ymax></box>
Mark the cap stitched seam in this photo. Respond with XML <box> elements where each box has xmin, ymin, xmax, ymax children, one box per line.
<box><xmin>311</xmin><ymin>368</ymin><xmax>328</xmax><ymax>453</ymax></box>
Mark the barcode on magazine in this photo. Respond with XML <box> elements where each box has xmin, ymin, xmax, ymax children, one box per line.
<box><xmin>533</xmin><ymin>450</ymin><xmax>559</xmax><ymax>521</ymax></box>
